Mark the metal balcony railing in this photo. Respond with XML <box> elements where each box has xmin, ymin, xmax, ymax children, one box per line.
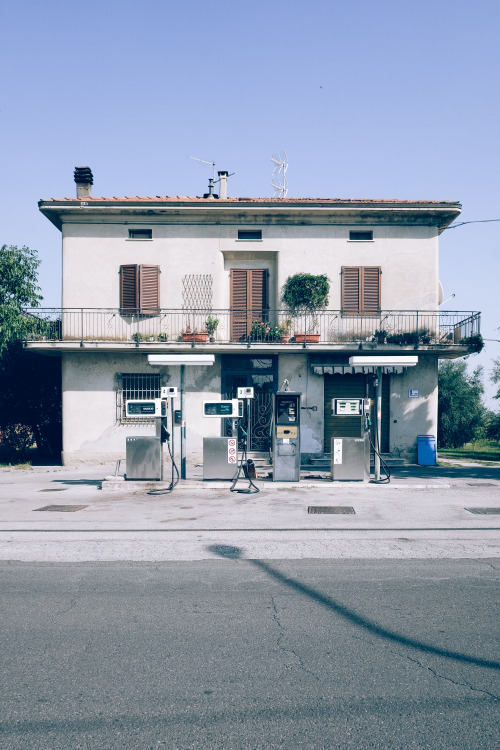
<box><xmin>20</xmin><ymin>308</ymin><xmax>481</xmax><ymax>348</ymax></box>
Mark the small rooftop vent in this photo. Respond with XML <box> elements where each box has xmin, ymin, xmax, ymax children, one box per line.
<box><xmin>74</xmin><ymin>166</ymin><xmax>93</xmax><ymax>198</ymax></box>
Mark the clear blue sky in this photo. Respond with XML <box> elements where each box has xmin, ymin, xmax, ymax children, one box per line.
<box><xmin>2</xmin><ymin>0</ymin><xmax>499</xmax><ymax>405</ymax></box>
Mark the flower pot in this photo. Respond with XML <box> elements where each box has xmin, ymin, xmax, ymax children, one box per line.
<box><xmin>294</xmin><ymin>333</ymin><xmax>320</xmax><ymax>343</ymax></box>
<box><xmin>280</xmin><ymin>335</ymin><xmax>290</xmax><ymax>344</ymax></box>
<box><xmin>182</xmin><ymin>332</ymin><xmax>209</xmax><ymax>343</ymax></box>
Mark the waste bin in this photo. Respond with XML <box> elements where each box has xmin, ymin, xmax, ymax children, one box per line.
<box><xmin>417</xmin><ymin>435</ymin><xmax>436</xmax><ymax>465</ymax></box>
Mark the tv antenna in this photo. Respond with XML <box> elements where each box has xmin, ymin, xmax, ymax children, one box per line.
<box><xmin>188</xmin><ymin>156</ymin><xmax>235</xmax><ymax>197</ymax></box>
<box><xmin>189</xmin><ymin>155</ymin><xmax>216</xmax><ymax>182</ymax></box>
<box><xmin>271</xmin><ymin>151</ymin><xmax>288</xmax><ymax>198</ymax></box>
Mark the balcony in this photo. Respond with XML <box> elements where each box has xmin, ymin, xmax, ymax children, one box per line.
<box><xmin>21</xmin><ymin>309</ymin><xmax>481</xmax><ymax>355</ymax></box>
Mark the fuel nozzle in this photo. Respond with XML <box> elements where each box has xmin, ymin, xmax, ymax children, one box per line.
<box><xmin>161</xmin><ymin>422</ymin><xmax>170</xmax><ymax>443</ymax></box>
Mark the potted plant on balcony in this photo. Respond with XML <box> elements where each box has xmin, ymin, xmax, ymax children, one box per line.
<box><xmin>374</xmin><ymin>329</ymin><xmax>388</xmax><ymax>344</ymax></box>
<box><xmin>181</xmin><ymin>325</ymin><xmax>209</xmax><ymax>343</ymax></box>
<box><xmin>157</xmin><ymin>332</ymin><xmax>169</xmax><ymax>342</ymax></box>
<box><xmin>205</xmin><ymin>315</ymin><xmax>219</xmax><ymax>342</ymax></box>
<box><xmin>281</xmin><ymin>273</ymin><xmax>329</xmax><ymax>343</ymax></box>
<box><xmin>249</xmin><ymin>320</ymin><xmax>281</xmax><ymax>342</ymax></box>
<box><xmin>278</xmin><ymin>319</ymin><xmax>293</xmax><ymax>343</ymax></box>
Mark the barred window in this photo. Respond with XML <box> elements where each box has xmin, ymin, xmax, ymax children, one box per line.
<box><xmin>120</xmin><ymin>373</ymin><xmax>161</xmax><ymax>422</ymax></box>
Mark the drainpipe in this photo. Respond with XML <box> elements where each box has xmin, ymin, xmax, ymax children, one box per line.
<box><xmin>375</xmin><ymin>367</ymin><xmax>382</xmax><ymax>481</ymax></box>
<box><xmin>180</xmin><ymin>365</ymin><xmax>186</xmax><ymax>479</ymax></box>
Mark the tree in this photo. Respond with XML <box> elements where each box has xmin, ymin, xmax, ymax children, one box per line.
<box><xmin>438</xmin><ymin>360</ymin><xmax>485</xmax><ymax>448</ymax></box>
<box><xmin>0</xmin><ymin>244</ymin><xmax>42</xmax><ymax>354</ymax></box>
<box><xmin>486</xmin><ymin>358</ymin><xmax>500</xmax><ymax>439</ymax></box>
<box><xmin>491</xmin><ymin>358</ymin><xmax>500</xmax><ymax>401</ymax></box>
<box><xmin>0</xmin><ymin>245</ymin><xmax>61</xmax><ymax>460</ymax></box>
<box><xmin>0</xmin><ymin>344</ymin><xmax>61</xmax><ymax>459</ymax></box>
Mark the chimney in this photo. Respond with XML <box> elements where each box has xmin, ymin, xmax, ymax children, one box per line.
<box><xmin>74</xmin><ymin>166</ymin><xmax>93</xmax><ymax>198</ymax></box>
<box><xmin>218</xmin><ymin>170</ymin><xmax>228</xmax><ymax>199</ymax></box>
<box><xmin>203</xmin><ymin>178</ymin><xmax>218</xmax><ymax>199</ymax></box>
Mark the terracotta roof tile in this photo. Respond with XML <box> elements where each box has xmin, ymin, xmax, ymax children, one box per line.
<box><xmin>43</xmin><ymin>196</ymin><xmax>460</xmax><ymax>205</ymax></box>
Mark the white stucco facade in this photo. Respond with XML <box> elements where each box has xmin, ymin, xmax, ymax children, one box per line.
<box><xmin>36</xmin><ymin>187</ymin><xmax>465</xmax><ymax>466</ymax></box>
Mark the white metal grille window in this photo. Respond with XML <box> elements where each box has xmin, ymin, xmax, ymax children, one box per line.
<box><xmin>120</xmin><ymin>373</ymin><xmax>161</xmax><ymax>422</ymax></box>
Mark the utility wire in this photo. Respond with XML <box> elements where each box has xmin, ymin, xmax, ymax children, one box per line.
<box><xmin>445</xmin><ymin>218</ymin><xmax>500</xmax><ymax>230</ymax></box>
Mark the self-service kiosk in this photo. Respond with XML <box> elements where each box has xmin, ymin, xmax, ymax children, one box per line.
<box><xmin>272</xmin><ymin>391</ymin><xmax>301</xmax><ymax>482</ymax></box>
<box><xmin>330</xmin><ymin>398</ymin><xmax>371</xmax><ymax>481</ymax></box>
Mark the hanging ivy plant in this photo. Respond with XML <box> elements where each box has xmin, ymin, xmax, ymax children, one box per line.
<box><xmin>460</xmin><ymin>333</ymin><xmax>484</xmax><ymax>353</ymax></box>
<box><xmin>281</xmin><ymin>273</ymin><xmax>330</xmax><ymax>313</ymax></box>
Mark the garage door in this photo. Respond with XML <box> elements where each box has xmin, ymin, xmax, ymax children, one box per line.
<box><xmin>324</xmin><ymin>374</ymin><xmax>390</xmax><ymax>452</ymax></box>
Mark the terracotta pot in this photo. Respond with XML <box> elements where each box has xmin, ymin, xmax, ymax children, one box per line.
<box><xmin>280</xmin><ymin>335</ymin><xmax>290</xmax><ymax>344</ymax></box>
<box><xmin>182</xmin><ymin>332</ymin><xmax>209</xmax><ymax>343</ymax></box>
<box><xmin>294</xmin><ymin>333</ymin><xmax>320</xmax><ymax>343</ymax></box>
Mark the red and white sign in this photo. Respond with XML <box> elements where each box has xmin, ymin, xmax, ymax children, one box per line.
<box><xmin>228</xmin><ymin>438</ymin><xmax>237</xmax><ymax>464</ymax></box>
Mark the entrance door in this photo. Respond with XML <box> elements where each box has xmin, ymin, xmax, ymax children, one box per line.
<box><xmin>222</xmin><ymin>355</ymin><xmax>277</xmax><ymax>451</ymax></box>
<box><xmin>324</xmin><ymin>374</ymin><xmax>390</xmax><ymax>452</ymax></box>
<box><xmin>230</xmin><ymin>269</ymin><xmax>269</xmax><ymax>340</ymax></box>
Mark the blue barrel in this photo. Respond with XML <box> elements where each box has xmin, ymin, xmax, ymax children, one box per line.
<box><xmin>417</xmin><ymin>435</ymin><xmax>436</xmax><ymax>465</ymax></box>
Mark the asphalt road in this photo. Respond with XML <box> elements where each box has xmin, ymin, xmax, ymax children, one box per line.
<box><xmin>1</xmin><ymin>559</ymin><xmax>499</xmax><ymax>749</ymax></box>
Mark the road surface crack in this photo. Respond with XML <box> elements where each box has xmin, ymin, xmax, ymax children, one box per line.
<box><xmin>270</xmin><ymin>595</ymin><xmax>320</xmax><ymax>682</ymax></box>
<box><xmin>353</xmin><ymin>635</ymin><xmax>499</xmax><ymax>701</ymax></box>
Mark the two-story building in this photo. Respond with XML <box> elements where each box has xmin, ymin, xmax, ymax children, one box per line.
<box><xmin>30</xmin><ymin>167</ymin><xmax>480</xmax><ymax>467</ymax></box>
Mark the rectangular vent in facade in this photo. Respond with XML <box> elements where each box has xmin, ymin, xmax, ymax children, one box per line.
<box><xmin>238</xmin><ymin>230</ymin><xmax>262</xmax><ymax>240</ymax></box>
<box><xmin>129</xmin><ymin>229</ymin><xmax>152</xmax><ymax>239</ymax></box>
<box><xmin>349</xmin><ymin>231</ymin><xmax>373</xmax><ymax>241</ymax></box>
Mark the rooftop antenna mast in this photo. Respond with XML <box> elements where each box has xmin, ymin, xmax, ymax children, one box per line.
<box><xmin>188</xmin><ymin>155</ymin><xmax>216</xmax><ymax>182</ymax></box>
<box><xmin>271</xmin><ymin>151</ymin><xmax>288</xmax><ymax>198</ymax></box>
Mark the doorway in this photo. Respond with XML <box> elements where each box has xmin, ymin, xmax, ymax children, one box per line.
<box><xmin>222</xmin><ymin>355</ymin><xmax>278</xmax><ymax>451</ymax></box>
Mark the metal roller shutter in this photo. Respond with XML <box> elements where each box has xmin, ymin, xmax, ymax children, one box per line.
<box><xmin>324</xmin><ymin>373</ymin><xmax>389</xmax><ymax>452</ymax></box>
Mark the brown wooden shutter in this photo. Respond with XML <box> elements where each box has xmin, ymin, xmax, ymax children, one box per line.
<box><xmin>230</xmin><ymin>269</ymin><xmax>268</xmax><ymax>339</ymax></box>
<box><xmin>250</xmin><ymin>269</ymin><xmax>268</xmax><ymax>321</ymax></box>
<box><xmin>139</xmin><ymin>265</ymin><xmax>160</xmax><ymax>312</ymax></box>
<box><xmin>230</xmin><ymin>269</ymin><xmax>248</xmax><ymax>339</ymax></box>
<box><xmin>120</xmin><ymin>265</ymin><xmax>139</xmax><ymax>311</ymax></box>
<box><xmin>361</xmin><ymin>267</ymin><xmax>380</xmax><ymax>313</ymax></box>
<box><xmin>342</xmin><ymin>266</ymin><xmax>380</xmax><ymax>313</ymax></box>
<box><xmin>342</xmin><ymin>267</ymin><xmax>361</xmax><ymax>313</ymax></box>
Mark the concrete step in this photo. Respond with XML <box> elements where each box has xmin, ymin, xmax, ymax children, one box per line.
<box><xmin>308</xmin><ymin>455</ymin><xmax>408</xmax><ymax>468</ymax></box>
<box><xmin>247</xmin><ymin>453</ymin><xmax>407</xmax><ymax>470</ymax></box>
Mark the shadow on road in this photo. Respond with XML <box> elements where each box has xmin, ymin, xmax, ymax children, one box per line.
<box><xmin>207</xmin><ymin>544</ymin><xmax>500</xmax><ymax>672</ymax></box>
<box><xmin>392</xmin><ymin>465</ymin><xmax>500</xmax><ymax>482</ymax></box>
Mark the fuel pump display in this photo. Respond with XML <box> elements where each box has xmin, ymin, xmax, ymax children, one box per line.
<box><xmin>272</xmin><ymin>392</ymin><xmax>301</xmax><ymax>482</ymax></box>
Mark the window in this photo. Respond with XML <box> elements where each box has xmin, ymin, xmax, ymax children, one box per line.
<box><xmin>349</xmin><ymin>231</ymin><xmax>373</xmax><ymax>241</ymax></box>
<box><xmin>237</xmin><ymin>230</ymin><xmax>262</xmax><ymax>240</ymax></box>
<box><xmin>120</xmin><ymin>264</ymin><xmax>160</xmax><ymax>312</ymax></box>
<box><xmin>120</xmin><ymin>373</ymin><xmax>160</xmax><ymax>422</ymax></box>
<box><xmin>342</xmin><ymin>266</ymin><xmax>381</xmax><ymax>314</ymax></box>
<box><xmin>128</xmin><ymin>229</ymin><xmax>152</xmax><ymax>240</ymax></box>
<box><xmin>230</xmin><ymin>269</ymin><xmax>269</xmax><ymax>339</ymax></box>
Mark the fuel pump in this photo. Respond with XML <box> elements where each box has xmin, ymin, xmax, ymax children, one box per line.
<box><xmin>230</xmin><ymin>387</ymin><xmax>259</xmax><ymax>494</ymax></box>
<box><xmin>202</xmin><ymin>399</ymin><xmax>241</xmax><ymax>480</ymax></box>
<box><xmin>149</xmin><ymin>386</ymin><xmax>180</xmax><ymax>493</ymax></box>
<box><xmin>124</xmin><ymin>388</ymin><xmax>180</xmax><ymax>491</ymax></box>
<box><xmin>125</xmin><ymin>398</ymin><xmax>164</xmax><ymax>480</ymax></box>
<box><xmin>272</xmin><ymin>391</ymin><xmax>301</xmax><ymax>482</ymax></box>
<box><xmin>330</xmin><ymin>398</ymin><xmax>371</xmax><ymax>481</ymax></box>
